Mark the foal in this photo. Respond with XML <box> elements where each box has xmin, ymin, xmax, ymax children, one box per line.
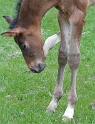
<box><xmin>1</xmin><ymin>0</ymin><xmax>93</xmax><ymax>120</ymax></box>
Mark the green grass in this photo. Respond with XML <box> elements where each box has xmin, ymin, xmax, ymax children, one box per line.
<box><xmin>0</xmin><ymin>0</ymin><xmax>95</xmax><ymax>124</ymax></box>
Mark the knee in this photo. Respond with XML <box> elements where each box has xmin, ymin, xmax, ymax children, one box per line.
<box><xmin>58</xmin><ymin>50</ymin><xmax>67</xmax><ymax>65</ymax></box>
<box><xmin>68</xmin><ymin>44</ymin><xmax>80</xmax><ymax>69</ymax></box>
<box><xmin>68</xmin><ymin>52</ymin><xmax>80</xmax><ymax>69</ymax></box>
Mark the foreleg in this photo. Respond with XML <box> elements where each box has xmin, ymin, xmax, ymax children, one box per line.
<box><xmin>62</xmin><ymin>9</ymin><xmax>85</xmax><ymax>120</ymax></box>
<box><xmin>46</xmin><ymin>12</ymin><xmax>70</xmax><ymax>113</ymax></box>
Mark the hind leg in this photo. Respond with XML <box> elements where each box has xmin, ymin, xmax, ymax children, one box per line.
<box><xmin>43</xmin><ymin>32</ymin><xmax>60</xmax><ymax>57</ymax></box>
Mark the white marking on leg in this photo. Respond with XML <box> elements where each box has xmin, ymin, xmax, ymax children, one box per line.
<box><xmin>43</xmin><ymin>32</ymin><xmax>60</xmax><ymax>57</ymax></box>
<box><xmin>62</xmin><ymin>104</ymin><xmax>74</xmax><ymax>120</ymax></box>
<box><xmin>46</xmin><ymin>65</ymin><xmax>64</xmax><ymax>113</ymax></box>
<box><xmin>46</xmin><ymin>99</ymin><xmax>57</xmax><ymax>113</ymax></box>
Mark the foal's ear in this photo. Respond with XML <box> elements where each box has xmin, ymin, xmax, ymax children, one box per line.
<box><xmin>3</xmin><ymin>15</ymin><xmax>13</xmax><ymax>24</ymax></box>
<box><xmin>1</xmin><ymin>27</ymin><xmax>25</xmax><ymax>37</ymax></box>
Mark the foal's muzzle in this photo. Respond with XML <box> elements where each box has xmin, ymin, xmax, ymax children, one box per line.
<box><xmin>30</xmin><ymin>63</ymin><xmax>46</xmax><ymax>73</ymax></box>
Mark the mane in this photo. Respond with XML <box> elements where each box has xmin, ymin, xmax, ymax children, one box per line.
<box><xmin>10</xmin><ymin>0</ymin><xmax>23</xmax><ymax>29</ymax></box>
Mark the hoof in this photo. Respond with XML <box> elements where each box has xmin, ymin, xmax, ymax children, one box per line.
<box><xmin>46</xmin><ymin>109</ymin><xmax>55</xmax><ymax>114</ymax></box>
<box><xmin>46</xmin><ymin>107</ymin><xmax>56</xmax><ymax>113</ymax></box>
<box><xmin>62</xmin><ymin>116</ymin><xmax>72</xmax><ymax>121</ymax></box>
<box><xmin>90</xmin><ymin>103</ymin><xmax>95</xmax><ymax>109</ymax></box>
<box><xmin>62</xmin><ymin>117</ymin><xmax>76</xmax><ymax>123</ymax></box>
<box><xmin>46</xmin><ymin>100</ymin><xmax>57</xmax><ymax>113</ymax></box>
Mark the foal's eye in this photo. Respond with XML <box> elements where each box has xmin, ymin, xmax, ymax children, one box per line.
<box><xmin>20</xmin><ymin>44</ymin><xmax>27</xmax><ymax>50</ymax></box>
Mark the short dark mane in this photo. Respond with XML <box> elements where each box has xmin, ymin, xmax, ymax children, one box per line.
<box><xmin>10</xmin><ymin>0</ymin><xmax>23</xmax><ymax>29</ymax></box>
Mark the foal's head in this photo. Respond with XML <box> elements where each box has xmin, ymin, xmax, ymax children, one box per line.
<box><xmin>1</xmin><ymin>16</ymin><xmax>46</xmax><ymax>73</ymax></box>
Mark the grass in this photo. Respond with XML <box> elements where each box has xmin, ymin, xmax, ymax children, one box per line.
<box><xmin>0</xmin><ymin>0</ymin><xmax>95</xmax><ymax>124</ymax></box>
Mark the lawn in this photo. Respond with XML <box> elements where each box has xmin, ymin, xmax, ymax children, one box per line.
<box><xmin>0</xmin><ymin>0</ymin><xmax>95</xmax><ymax>124</ymax></box>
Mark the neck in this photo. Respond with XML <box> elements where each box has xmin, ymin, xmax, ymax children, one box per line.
<box><xmin>16</xmin><ymin>0</ymin><xmax>59</xmax><ymax>29</ymax></box>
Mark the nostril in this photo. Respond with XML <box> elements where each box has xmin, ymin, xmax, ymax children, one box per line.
<box><xmin>30</xmin><ymin>63</ymin><xmax>46</xmax><ymax>73</ymax></box>
<box><xmin>38</xmin><ymin>63</ymin><xmax>46</xmax><ymax>70</ymax></box>
<box><xmin>31</xmin><ymin>67</ymin><xmax>37</xmax><ymax>73</ymax></box>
